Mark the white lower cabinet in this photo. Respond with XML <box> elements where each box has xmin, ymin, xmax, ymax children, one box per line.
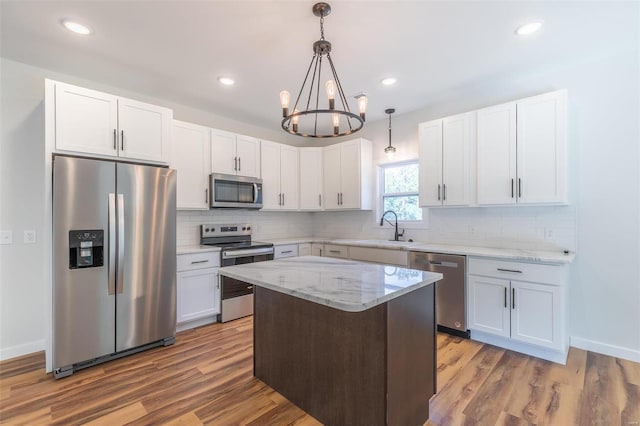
<box><xmin>311</xmin><ymin>243</ymin><xmax>324</xmax><ymax>256</ymax></box>
<box><xmin>348</xmin><ymin>246</ymin><xmax>408</xmax><ymax>267</ymax></box>
<box><xmin>176</xmin><ymin>252</ymin><xmax>220</xmax><ymax>331</ymax></box>
<box><xmin>298</xmin><ymin>243</ymin><xmax>312</xmax><ymax>256</ymax></box>
<box><xmin>323</xmin><ymin>244</ymin><xmax>349</xmax><ymax>259</ymax></box>
<box><xmin>468</xmin><ymin>257</ymin><xmax>567</xmax><ymax>363</ymax></box>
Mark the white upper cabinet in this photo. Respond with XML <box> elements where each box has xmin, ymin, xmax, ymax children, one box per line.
<box><xmin>476</xmin><ymin>102</ymin><xmax>517</xmax><ymax>204</ymax></box>
<box><xmin>51</xmin><ymin>80</ymin><xmax>171</xmax><ymax>163</ymax></box>
<box><xmin>211</xmin><ymin>130</ymin><xmax>261</xmax><ymax>178</ymax></box>
<box><xmin>477</xmin><ymin>90</ymin><xmax>567</xmax><ymax>205</ymax></box>
<box><xmin>322</xmin><ymin>138</ymin><xmax>372</xmax><ymax>211</ymax></box>
<box><xmin>299</xmin><ymin>148</ymin><xmax>324</xmax><ymax>210</ymax></box>
<box><xmin>171</xmin><ymin>120</ymin><xmax>211</xmax><ymax>210</ymax></box>
<box><xmin>260</xmin><ymin>140</ymin><xmax>299</xmax><ymax>210</ymax></box>
<box><xmin>419</xmin><ymin>112</ymin><xmax>473</xmax><ymax>207</ymax></box>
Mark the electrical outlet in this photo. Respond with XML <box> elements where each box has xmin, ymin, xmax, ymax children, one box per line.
<box><xmin>24</xmin><ymin>230</ymin><xmax>36</xmax><ymax>244</ymax></box>
<box><xmin>0</xmin><ymin>230</ymin><xmax>13</xmax><ymax>245</ymax></box>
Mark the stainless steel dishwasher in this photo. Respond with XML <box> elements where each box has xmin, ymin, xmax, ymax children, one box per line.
<box><xmin>409</xmin><ymin>252</ymin><xmax>469</xmax><ymax>338</ymax></box>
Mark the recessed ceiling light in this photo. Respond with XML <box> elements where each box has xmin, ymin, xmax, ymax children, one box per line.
<box><xmin>218</xmin><ymin>77</ymin><xmax>235</xmax><ymax>86</ymax></box>
<box><xmin>515</xmin><ymin>21</ymin><xmax>543</xmax><ymax>36</ymax></box>
<box><xmin>380</xmin><ymin>77</ymin><xmax>397</xmax><ymax>86</ymax></box>
<box><xmin>61</xmin><ymin>19</ymin><xmax>93</xmax><ymax>35</ymax></box>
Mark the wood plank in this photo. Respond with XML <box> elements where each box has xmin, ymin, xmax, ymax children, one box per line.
<box><xmin>577</xmin><ymin>351</ymin><xmax>622</xmax><ymax>425</ymax></box>
<box><xmin>0</xmin><ymin>351</ymin><xmax>45</xmax><ymax>379</ymax></box>
<box><xmin>463</xmin><ymin>351</ymin><xmax>530</xmax><ymax>425</ymax></box>
<box><xmin>429</xmin><ymin>344</ymin><xmax>505</xmax><ymax>425</ymax></box>
<box><xmin>618</xmin><ymin>357</ymin><xmax>640</xmax><ymax>386</ymax></box>
<box><xmin>83</xmin><ymin>402</ymin><xmax>147</xmax><ymax>425</ymax></box>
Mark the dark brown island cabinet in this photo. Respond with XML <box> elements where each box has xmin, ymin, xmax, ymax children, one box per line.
<box><xmin>219</xmin><ymin>256</ymin><xmax>442</xmax><ymax>426</ymax></box>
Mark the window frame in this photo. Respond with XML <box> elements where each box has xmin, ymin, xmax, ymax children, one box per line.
<box><xmin>376</xmin><ymin>159</ymin><xmax>428</xmax><ymax>229</ymax></box>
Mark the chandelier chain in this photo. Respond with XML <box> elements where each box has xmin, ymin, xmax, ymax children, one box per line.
<box><xmin>320</xmin><ymin>15</ymin><xmax>325</xmax><ymax>40</ymax></box>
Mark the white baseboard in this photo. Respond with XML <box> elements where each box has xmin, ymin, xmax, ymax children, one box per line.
<box><xmin>176</xmin><ymin>315</ymin><xmax>218</xmax><ymax>333</ymax></box>
<box><xmin>0</xmin><ymin>339</ymin><xmax>45</xmax><ymax>362</ymax></box>
<box><xmin>471</xmin><ymin>330</ymin><xmax>568</xmax><ymax>364</ymax></box>
<box><xmin>570</xmin><ymin>336</ymin><xmax>640</xmax><ymax>363</ymax></box>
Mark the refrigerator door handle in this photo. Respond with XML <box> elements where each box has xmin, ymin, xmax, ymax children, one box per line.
<box><xmin>108</xmin><ymin>193</ymin><xmax>116</xmax><ymax>295</ymax></box>
<box><xmin>117</xmin><ymin>194</ymin><xmax>125</xmax><ymax>294</ymax></box>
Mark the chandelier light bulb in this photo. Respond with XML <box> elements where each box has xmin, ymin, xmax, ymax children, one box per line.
<box><xmin>332</xmin><ymin>113</ymin><xmax>340</xmax><ymax>135</ymax></box>
<box><xmin>292</xmin><ymin>109</ymin><xmax>300</xmax><ymax>133</ymax></box>
<box><xmin>279</xmin><ymin>90</ymin><xmax>290</xmax><ymax>117</ymax></box>
<box><xmin>357</xmin><ymin>95</ymin><xmax>368</xmax><ymax>121</ymax></box>
<box><xmin>325</xmin><ymin>80</ymin><xmax>336</xmax><ymax>109</ymax></box>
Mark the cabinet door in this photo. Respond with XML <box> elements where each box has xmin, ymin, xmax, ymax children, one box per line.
<box><xmin>177</xmin><ymin>268</ymin><xmax>219</xmax><ymax>323</ymax></box>
<box><xmin>171</xmin><ymin>121</ymin><xmax>211</xmax><ymax>210</ymax></box>
<box><xmin>477</xmin><ymin>102</ymin><xmax>517</xmax><ymax>205</ymax></box>
<box><xmin>418</xmin><ymin>119</ymin><xmax>443</xmax><ymax>206</ymax></box>
<box><xmin>510</xmin><ymin>281</ymin><xmax>563</xmax><ymax>350</ymax></box>
<box><xmin>236</xmin><ymin>135</ymin><xmax>261</xmax><ymax>178</ymax></box>
<box><xmin>468</xmin><ymin>275</ymin><xmax>510</xmax><ymax>338</ymax></box>
<box><xmin>280</xmin><ymin>145</ymin><xmax>299</xmax><ymax>210</ymax></box>
<box><xmin>54</xmin><ymin>82</ymin><xmax>118</xmax><ymax>157</ymax></box>
<box><xmin>298</xmin><ymin>243</ymin><xmax>312</xmax><ymax>256</ymax></box>
<box><xmin>311</xmin><ymin>243</ymin><xmax>324</xmax><ymax>256</ymax></box>
<box><xmin>118</xmin><ymin>98</ymin><xmax>171</xmax><ymax>163</ymax></box>
<box><xmin>323</xmin><ymin>144</ymin><xmax>342</xmax><ymax>209</ymax></box>
<box><xmin>442</xmin><ymin>113</ymin><xmax>472</xmax><ymax>206</ymax></box>
<box><xmin>260</xmin><ymin>140</ymin><xmax>282</xmax><ymax>210</ymax></box>
<box><xmin>516</xmin><ymin>90</ymin><xmax>567</xmax><ymax>204</ymax></box>
<box><xmin>211</xmin><ymin>129</ymin><xmax>237</xmax><ymax>175</ymax></box>
<box><xmin>339</xmin><ymin>140</ymin><xmax>362</xmax><ymax>209</ymax></box>
<box><xmin>299</xmin><ymin>148</ymin><xmax>324</xmax><ymax>210</ymax></box>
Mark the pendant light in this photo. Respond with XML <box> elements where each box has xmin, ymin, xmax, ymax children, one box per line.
<box><xmin>385</xmin><ymin>108</ymin><xmax>396</xmax><ymax>155</ymax></box>
<box><xmin>279</xmin><ymin>2</ymin><xmax>367</xmax><ymax>138</ymax></box>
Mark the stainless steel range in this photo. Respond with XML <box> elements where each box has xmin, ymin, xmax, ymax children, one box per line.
<box><xmin>201</xmin><ymin>223</ymin><xmax>274</xmax><ymax>322</ymax></box>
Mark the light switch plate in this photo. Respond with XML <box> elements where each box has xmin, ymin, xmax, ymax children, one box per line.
<box><xmin>0</xmin><ymin>230</ymin><xmax>13</xmax><ymax>245</ymax></box>
<box><xmin>24</xmin><ymin>230</ymin><xmax>36</xmax><ymax>244</ymax></box>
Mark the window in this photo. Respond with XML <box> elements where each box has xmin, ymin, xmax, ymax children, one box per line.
<box><xmin>380</xmin><ymin>161</ymin><xmax>422</xmax><ymax>221</ymax></box>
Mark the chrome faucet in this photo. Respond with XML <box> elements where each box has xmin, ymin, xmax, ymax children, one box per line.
<box><xmin>379</xmin><ymin>210</ymin><xmax>404</xmax><ymax>241</ymax></box>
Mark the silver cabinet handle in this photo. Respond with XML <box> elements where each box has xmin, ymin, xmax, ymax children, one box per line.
<box><xmin>108</xmin><ymin>193</ymin><xmax>116</xmax><ymax>295</ymax></box>
<box><xmin>238</xmin><ymin>157</ymin><xmax>241</xmax><ymax>171</ymax></box>
<box><xmin>437</xmin><ymin>184</ymin><xmax>441</xmax><ymax>201</ymax></box>
<box><xmin>340</xmin><ymin>193</ymin><xmax>343</xmax><ymax>205</ymax></box>
<box><xmin>282</xmin><ymin>193</ymin><xmax>285</xmax><ymax>206</ymax></box>
<box><xmin>518</xmin><ymin>178</ymin><xmax>522</xmax><ymax>198</ymax></box>
<box><xmin>512</xmin><ymin>288</ymin><xmax>515</xmax><ymax>309</ymax></box>
<box><xmin>116</xmin><ymin>193</ymin><xmax>125</xmax><ymax>295</ymax></box>
<box><xmin>329</xmin><ymin>250</ymin><xmax>341</xmax><ymax>254</ymax></box>
<box><xmin>279</xmin><ymin>193</ymin><xmax>282</xmax><ymax>206</ymax></box>
<box><xmin>511</xmin><ymin>179</ymin><xmax>515</xmax><ymax>198</ymax></box>
<box><xmin>497</xmin><ymin>268</ymin><xmax>522</xmax><ymax>273</ymax></box>
<box><xmin>443</xmin><ymin>184</ymin><xmax>446</xmax><ymax>201</ymax></box>
<box><xmin>281</xmin><ymin>250</ymin><xmax>293</xmax><ymax>254</ymax></box>
<box><xmin>191</xmin><ymin>260</ymin><xmax>209</xmax><ymax>264</ymax></box>
<box><xmin>234</xmin><ymin>157</ymin><xmax>238</xmax><ymax>171</ymax></box>
<box><xmin>337</xmin><ymin>193</ymin><xmax>340</xmax><ymax>205</ymax></box>
<box><xmin>120</xmin><ymin>130</ymin><xmax>124</xmax><ymax>151</ymax></box>
<box><xmin>319</xmin><ymin>194</ymin><xmax>322</xmax><ymax>207</ymax></box>
<box><xmin>205</xmin><ymin>188</ymin><xmax>208</xmax><ymax>204</ymax></box>
<box><xmin>113</xmin><ymin>129</ymin><xmax>117</xmax><ymax>150</ymax></box>
<box><xmin>504</xmin><ymin>287</ymin><xmax>507</xmax><ymax>308</ymax></box>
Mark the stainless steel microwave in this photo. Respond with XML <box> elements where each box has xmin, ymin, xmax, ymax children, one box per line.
<box><xmin>209</xmin><ymin>173</ymin><xmax>263</xmax><ymax>209</ymax></box>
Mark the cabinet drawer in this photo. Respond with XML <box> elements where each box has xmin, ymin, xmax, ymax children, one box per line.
<box><xmin>177</xmin><ymin>252</ymin><xmax>220</xmax><ymax>271</ymax></box>
<box><xmin>468</xmin><ymin>257</ymin><xmax>566</xmax><ymax>286</ymax></box>
<box><xmin>349</xmin><ymin>247</ymin><xmax>408</xmax><ymax>267</ymax></box>
<box><xmin>274</xmin><ymin>244</ymin><xmax>299</xmax><ymax>259</ymax></box>
<box><xmin>298</xmin><ymin>243</ymin><xmax>312</xmax><ymax>256</ymax></box>
<box><xmin>324</xmin><ymin>244</ymin><xmax>349</xmax><ymax>259</ymax></box>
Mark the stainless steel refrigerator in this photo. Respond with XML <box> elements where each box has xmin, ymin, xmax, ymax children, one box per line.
<box><xmin>53</xmin><ymin>155</ymin><xmax>177</xmax><ymax>378</ymax></box>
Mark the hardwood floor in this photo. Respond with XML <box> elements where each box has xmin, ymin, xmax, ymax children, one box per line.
<box><xmin>1</xmin><ymin>317</ymin><xmax>639</xmax><ymax>425</ymax></box>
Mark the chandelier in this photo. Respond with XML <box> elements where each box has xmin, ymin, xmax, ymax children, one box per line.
<box><xmin>279</xmin><ymin>2</ymin><xmax>368</xmax><ymax>138</ymax></box>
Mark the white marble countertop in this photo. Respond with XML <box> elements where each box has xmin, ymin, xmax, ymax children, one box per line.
<box><xmin>218</xmin><ymin>256</ymin><xmax>442</xmax><ymax>312</ymax></box>
<box><xmin>176</xmin><ymin>245</ymin><xmax>221</xmax><ymax>255</ymax></box>
<box><xmin>263</xmin><ymin>238</ymin><xmax>574</xmax><ymax>264</ymax></box>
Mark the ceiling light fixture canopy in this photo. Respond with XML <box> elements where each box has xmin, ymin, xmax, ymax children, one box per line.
<box><xmin>279</xmin><ymin>2</ymin><xmax>367</xmax><ymax>138</ymax></box>
<box><xmin>515</xmin><ymin>20</ymin><xmax>543</xmax><ymax>36</ymax></box>
<box><xmin>61</xmin><ymin>19</ymin><xmax>93</xmax><ymax>35</ymax></box>
<box><xmin>385</xmin><ymin>108</ymin><xmax>396</xmax><ymax>155</ymax></box>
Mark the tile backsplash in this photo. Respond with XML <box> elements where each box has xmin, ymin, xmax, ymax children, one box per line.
<box><xmin>179</xmin><ymin>205</ymin><xmax>576</xmax><ymax>252</ymax></box>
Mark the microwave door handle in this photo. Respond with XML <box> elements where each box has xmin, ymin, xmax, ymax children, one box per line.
<box><xmin>253</xmin><ymin>183</ymin><xmax>258</xmax><ymax>202</ymax></box>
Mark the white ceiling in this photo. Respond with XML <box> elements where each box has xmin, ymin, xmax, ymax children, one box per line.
<box><xmin>1</xmin><ymin>1</ymin><xmax>637</xmax><ymax>132</ymax></box>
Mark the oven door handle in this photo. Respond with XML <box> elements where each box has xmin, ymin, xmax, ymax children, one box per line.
<box><xmin>222</xmin><ymin>247</ymin><xmax>274</xmax><ymax>259</ymax></box>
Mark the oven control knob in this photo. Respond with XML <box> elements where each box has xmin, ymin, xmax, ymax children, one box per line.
<box><xmin>205</xmin><ymin>228</ymin><xmax>210</xmax><ymax>233</ymax></box>
<box><xmin>247</xmin><ymin>226</ymin><xmax>251</xmax><ymax>231</ymax></box>
<box><xmin>242</xmin><ymin>227</ymin><xmax>246</xmax><ymax>231</ymax></box>
<box><xmin>211</xmin><ymin>228</ymin><xmax>215</xmax><ymax>232</ymax></box>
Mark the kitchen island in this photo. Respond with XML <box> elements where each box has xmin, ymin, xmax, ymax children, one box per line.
<box><xmin>219</xmin><ymin>256</ymin><xmax>443</xmax><ymax>426</ymax></box>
